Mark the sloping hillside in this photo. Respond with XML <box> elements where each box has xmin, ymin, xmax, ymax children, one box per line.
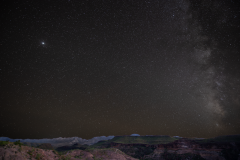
<box><xmin>0</xmin><ymin>141</ymin><xmax>138</xmax><ymax>160</ymax></box>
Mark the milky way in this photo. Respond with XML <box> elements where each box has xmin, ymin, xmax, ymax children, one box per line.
<box><xmin>1</xmin><ymin>0</ymin><xmax>239</xmax><ymax>139</ymax></box>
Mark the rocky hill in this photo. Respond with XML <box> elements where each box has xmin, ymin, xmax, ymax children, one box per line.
<box><xmin>0</xmin><ymin>141</ymin><xmax>137</xmax><ymax>160</ymax></box>
<box><xmin>90</xmin><ymin>135</ymin><xmax>240</xmax><ymax>160</ymax></box>
<box><xmin>1</xmin><ymin>135</ymin><xmax>240</xmax><ymax>160</ymax></box>
<box><xmin>0</xmin><ymin>136</ymin><xmax>115</xmax><ymax>148</ymax></box>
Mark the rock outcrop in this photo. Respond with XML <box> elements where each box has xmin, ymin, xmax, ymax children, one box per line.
<box><xmin>1</xmin><ymin>135</ymin><xmax>240</xmax><ymax>160</ymax></box>
<box><xmin>147</xmin><ymin>138</ymin><xmax>229</xmax><ymax>160</ymax></box>
<box><xmin>0</xmin><ymin>142</ymin><xmax>138</xmax><ymax>160</ymax></box>
<box><xmin>110</xmin><ymin>138</ymin><xmax>240</xmax><ymax>160</ymax></box>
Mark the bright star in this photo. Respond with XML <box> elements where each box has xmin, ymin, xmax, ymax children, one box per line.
<box><xmin>42</xmin><ymin>42</ymin><xmax>45</xmax><ymax>45</ymax></box>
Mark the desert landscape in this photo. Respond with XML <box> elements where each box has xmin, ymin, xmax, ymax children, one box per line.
<box><xmin>1</xmin><ymin>134</ymin><xmax>240</xmax><ymax>160</ymax></box>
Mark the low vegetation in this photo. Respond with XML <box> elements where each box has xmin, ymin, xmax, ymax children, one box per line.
<box><xmin>14</xmin><ymin>140</ymin><xmax>23</xmax><ymax>147</ymax></box>
<box><xmin>0</xmin><ymin>141</ymin><xmax>9</xmax><ymax>146</ymax></box>
<box><xmin>36</xmin><ymin>153</ymin><xmax>43</xmax><ymax>160</ymax></box>
<box><xmin>59</xmin><ymin>155</ymin><xmax>71</xmax><ymax>160</ymax></box>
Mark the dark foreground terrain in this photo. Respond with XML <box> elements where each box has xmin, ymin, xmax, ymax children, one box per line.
<box><xmin>1</xmin><ymin>135</ymin><xmax>240</xmax><ymax>160</ymax></box>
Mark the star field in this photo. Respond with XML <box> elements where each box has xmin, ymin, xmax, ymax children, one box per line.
<box><xmin>1</xmin><ymin>0</ymin><xmax>240</xmax><ymax>139</ymax></box>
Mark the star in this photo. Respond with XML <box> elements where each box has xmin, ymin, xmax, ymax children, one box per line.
<box><xmin>1</xmin><ymin>0</ymin><xmax>239</xmax><ymax>140</ymax></box>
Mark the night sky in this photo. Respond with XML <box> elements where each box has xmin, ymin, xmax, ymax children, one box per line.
<box><xmin>1</xmin><ymin>0</ymin><xmax>240</xmax><ymax>140</ymax></box>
